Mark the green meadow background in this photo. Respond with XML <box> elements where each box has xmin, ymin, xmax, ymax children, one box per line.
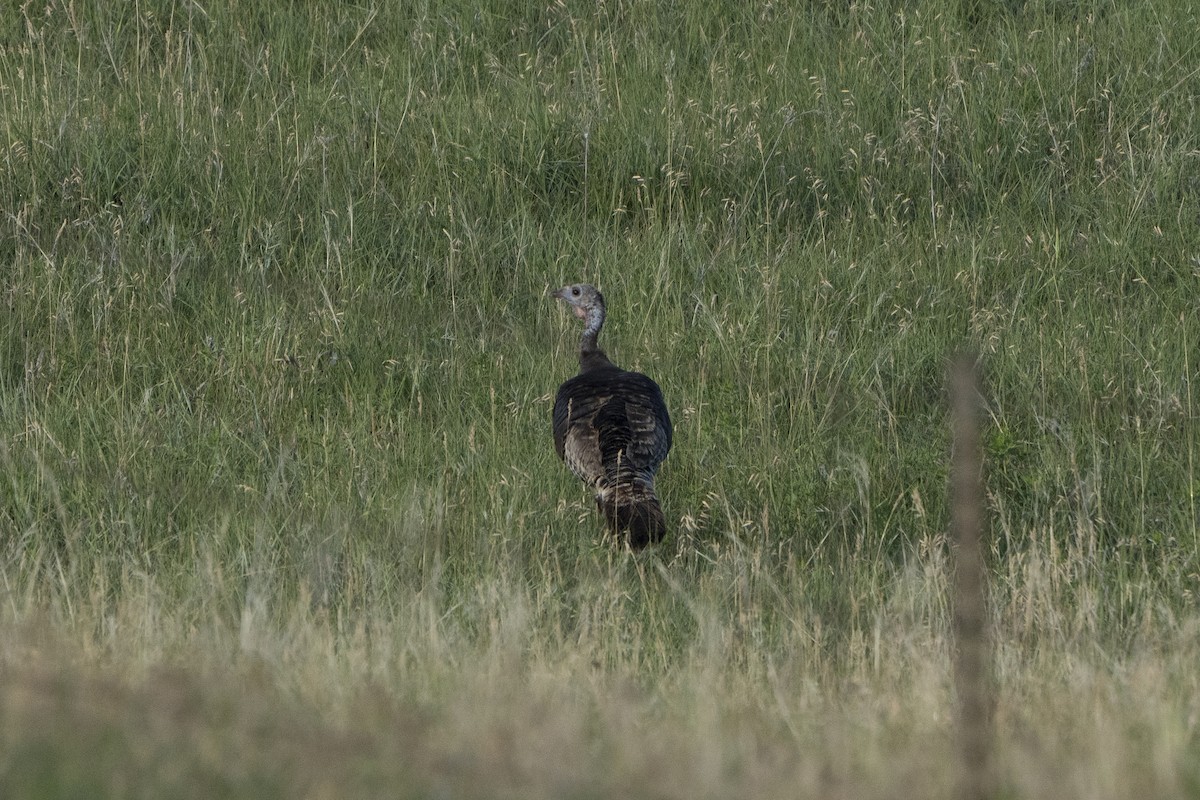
<box><xmin>2</xmin><ymin>0</ymin><xmax>1198</xmax><ymax>797</ymax></box>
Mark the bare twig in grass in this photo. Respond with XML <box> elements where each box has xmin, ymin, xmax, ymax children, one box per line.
<box><xmin>583</xmin><ymin>128</ymin><xmax>590</xmax><ymax>270</ymax></box>
<box><xmin>951</xmin><ymin>353</ymin><xmax>993</xmax><ymax>800</ymax></box>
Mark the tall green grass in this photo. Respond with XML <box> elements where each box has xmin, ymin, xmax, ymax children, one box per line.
<box><xmin>2</xmin><ymin>0</ymin><xmax>1199</xmax><ymax>797</ymax></box>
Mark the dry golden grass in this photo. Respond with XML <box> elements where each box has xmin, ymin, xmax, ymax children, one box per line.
<box><xmin>2</xmin><ymin>538</ymin><xmax>1197</xmax><ymax>799</ymax></box>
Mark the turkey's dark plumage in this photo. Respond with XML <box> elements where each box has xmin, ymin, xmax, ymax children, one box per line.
<box><xmin>552</xmin><ymin>283</ymin><xmax>672</xmax><ymax>547</ymax></box>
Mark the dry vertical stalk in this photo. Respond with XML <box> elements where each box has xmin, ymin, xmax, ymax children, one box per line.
<box><xmin>950</xmin><ymin>353</ymin><xmax>993</xmax><ymax>800</ymax></box>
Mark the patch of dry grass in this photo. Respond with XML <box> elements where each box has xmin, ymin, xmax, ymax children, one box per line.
<box><xmin>2</xmin><ymin>536</ymin><xmax>1197</xmax><ymax>799</ymax></box>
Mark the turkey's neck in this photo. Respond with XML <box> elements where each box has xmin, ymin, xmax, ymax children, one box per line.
<box><xmin>578</xmin><ymin>304</ymin><xmax>613</xmax><ymax>371</ymax></box>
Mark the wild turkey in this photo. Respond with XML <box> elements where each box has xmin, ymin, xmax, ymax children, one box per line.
<box><xmin>551</xmin><ymin>283</ymin><xmax>673</xmax><ymax>547</ymax></box>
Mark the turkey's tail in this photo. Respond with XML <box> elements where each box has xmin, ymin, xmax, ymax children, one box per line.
<box><xmin>597</xmin><ymin>482</ymin><xmax>666</xmax><ymax>548</ymax></box>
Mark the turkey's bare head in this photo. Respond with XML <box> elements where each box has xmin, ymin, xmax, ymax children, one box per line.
<box><xmin>553</xmin><ymin>283</ymin><xmax>605</xmax><ymax>321</ymax></box>
<box><xmin>554</xmin><ymin>283</ymin><xmax>608</xmax><ymax>359</ymax></box>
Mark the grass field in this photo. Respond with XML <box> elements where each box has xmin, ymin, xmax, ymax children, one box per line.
<box><xmin>2</xmin><ymin>0</ymin><xmax>1199</xmax><ymax>797</ymax></box>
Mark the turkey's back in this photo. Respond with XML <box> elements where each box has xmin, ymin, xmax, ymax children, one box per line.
<box><xmin>553</xmin><ymin>364</ymin><xmax>673</xmax><ymax>544</ymax></box>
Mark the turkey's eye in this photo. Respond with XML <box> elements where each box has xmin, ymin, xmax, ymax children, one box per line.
<box><xmin>571</xmin><ymin>287</ymin><xmax>580</xmax><ymax>297</ymax></box>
